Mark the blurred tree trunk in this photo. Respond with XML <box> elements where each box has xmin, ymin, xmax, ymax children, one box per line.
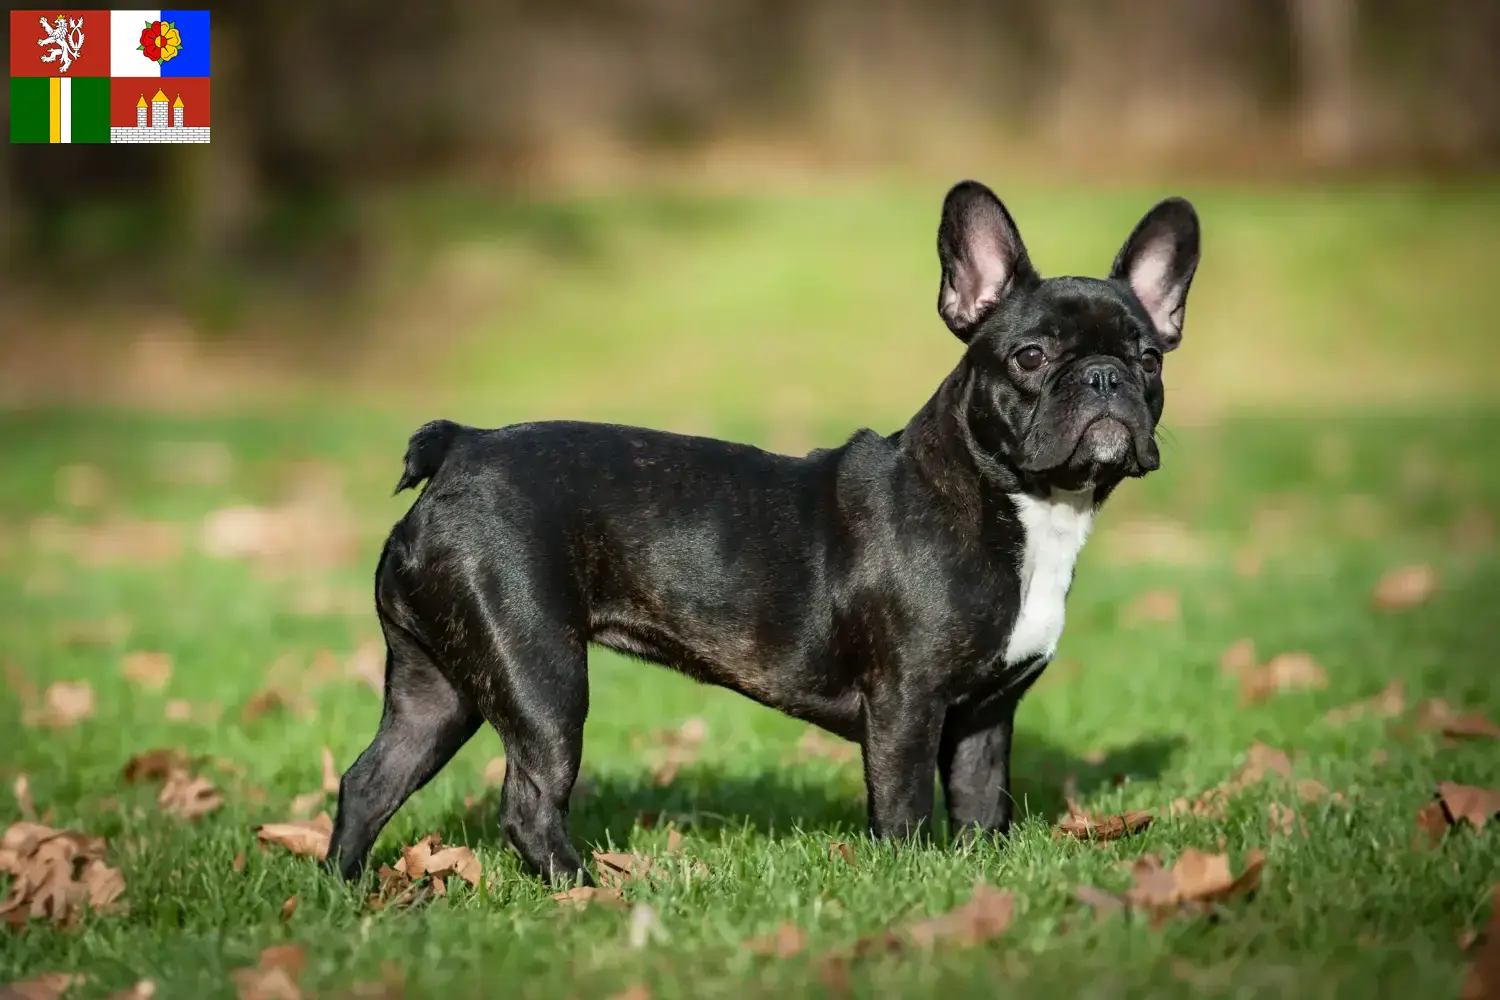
<box><xmin>1289</xmin><ymin>0</ymin><xmax>1360</xmax><ymax>165</ymax></box>
<box><xmin>174</xmin><ymin>20</ymin><xmax>260</xmax><ymax>263</ymax></box>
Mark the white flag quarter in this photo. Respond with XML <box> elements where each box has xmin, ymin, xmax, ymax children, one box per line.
<box><xmin>110</xmin><ymin>9</ymin><xmax>165</xmax><ymax>77</ymax></box>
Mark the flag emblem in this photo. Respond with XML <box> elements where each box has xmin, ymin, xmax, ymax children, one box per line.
<box><xmin>137</xmin><ymin>18</ymin><xmax>180</xmax><ymax>64</ymax></box>
<box><xmin>9</xmin><ymin>9</ymin><xmax>209</xmax><ymax>143</ymax></box>
<box><xmin>37</xmin><ymin>14</ymin><xmax>87</xmax><ymax>73</ymax></box>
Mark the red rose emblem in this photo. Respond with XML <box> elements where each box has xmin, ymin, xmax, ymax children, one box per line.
<box><xmin>139</xmin><ymin>21</ymin><xmax>163</xmax><ymax>61</ymax></box>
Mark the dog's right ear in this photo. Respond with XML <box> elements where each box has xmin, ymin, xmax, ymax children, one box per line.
<box><xmin>937</xmin><ymin>180</ymin><xmax>1039</xmax><ymax>342</ymax></box>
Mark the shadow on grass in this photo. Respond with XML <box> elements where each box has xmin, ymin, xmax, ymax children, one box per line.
<box><xmin>440</xmin><ymin>733</ymin><xmax>1184</xmax><ymax>854</ymax></box>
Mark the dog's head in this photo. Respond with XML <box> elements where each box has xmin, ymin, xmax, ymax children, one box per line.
<box><xmin>936</xmin><ymin>181</ymin><xmax>1200</xmax><ymax>492</ymax></box>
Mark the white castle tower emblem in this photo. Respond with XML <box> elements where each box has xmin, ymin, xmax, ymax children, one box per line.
<box><xmin>112</xmin><ymin>89</ymin><xmax>210</xmax><ymax>143</ymax></box>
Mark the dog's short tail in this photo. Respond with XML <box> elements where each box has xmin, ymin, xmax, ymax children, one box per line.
<box><xmin>395</xmin><ymin>419</ymin><xmax>465</xmax><ymax>494</ymax></box>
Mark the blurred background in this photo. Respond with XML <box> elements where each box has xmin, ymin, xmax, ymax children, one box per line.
<box><xmin>1</xmin><ymin>9</ymin><xmax>1498</xmax><ymax>990</ymax></box>
<box><xmin>2</xmin><ymin>0</ymin><xmax>1499</xmax><ymax>431</ymax></box>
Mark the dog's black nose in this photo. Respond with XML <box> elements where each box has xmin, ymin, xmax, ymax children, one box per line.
<box><xmin>1084</xmin><ymin>363</ymin><xmax>1122</xmax><ymax>397</ymax></box>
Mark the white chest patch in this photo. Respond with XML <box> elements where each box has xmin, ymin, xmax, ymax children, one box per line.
<box><xmin>1003</xmin><ymin>489</ymin><xmax>1096</xmax><ymax>667</ymax></box>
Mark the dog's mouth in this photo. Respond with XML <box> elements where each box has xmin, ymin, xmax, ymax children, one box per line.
<box><xmin>1016</xmin><ymin>412</ymin><xmax>1160</xmax><ymax>487</ymax></box>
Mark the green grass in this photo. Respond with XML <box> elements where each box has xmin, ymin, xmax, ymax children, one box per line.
<box><xmin>2</xmin><ymin>407</ymin><xmax>1496</xmax><ymax>1000</ymax></box>
<box><xmin>3</xmin><ymin>180</ymin><xmax>1500</xmax><ymax>997</ymax></box>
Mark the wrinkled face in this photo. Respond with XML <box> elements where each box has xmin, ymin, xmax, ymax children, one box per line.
<box><xmin>935</xmin><ymin>181</ymin><xmax>1200</xmax><ymax>493</ymax></box>
<box><xmin>967</xmin><ymin>279</ymin><xmax>1165</xmax><ymax>490</ymax></box>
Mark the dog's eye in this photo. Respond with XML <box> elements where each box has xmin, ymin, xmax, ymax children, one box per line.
<box><xmin>1140</xmin><ymin>351</ymin><xmax>1162</xmax><ymax>376</ymax></box>
<box><xmin>1014</xmin><ymin>346</ymin><xmax>1046</xmax><ymax>372</ymax></box>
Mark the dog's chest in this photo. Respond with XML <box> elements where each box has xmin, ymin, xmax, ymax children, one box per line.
<box><xmin>1002</xmin><ymin>490</ymin><xmax>1095</xmax><ymax>667</ymax></box>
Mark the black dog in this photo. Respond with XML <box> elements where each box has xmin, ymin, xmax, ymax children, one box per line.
<box><xmin>326</xmin><ymin>180</ymin><xmax>1200</xmax><ymax>885</ymax></box>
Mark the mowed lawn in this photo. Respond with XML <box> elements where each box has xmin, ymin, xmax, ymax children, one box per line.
<box><xmin>3</xmin><ymin>181</ymin><xmax>1500</xmax><ymax>999</ymax></box>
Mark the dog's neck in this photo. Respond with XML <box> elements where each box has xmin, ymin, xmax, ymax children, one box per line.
<box><xmin>899</xmin><ymin>362</ymin><xmax>1120</xmax><ymax>520</ymax></box>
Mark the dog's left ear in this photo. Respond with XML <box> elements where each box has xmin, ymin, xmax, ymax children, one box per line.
<box><xmin>1110</xmin><ymin>198</ymin><xmax>1200</xmax><ymax>351</ymax></box>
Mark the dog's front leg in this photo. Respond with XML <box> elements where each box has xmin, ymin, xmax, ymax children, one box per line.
<box><xmin>860</xmin><ymin>679</ymin><xmax>944</xmax><ymax>840</ymax></box>
<box><xmin>938</xmin><ymin>699</ymin><xmax>1018</xmax><ymax>844</ymax></box>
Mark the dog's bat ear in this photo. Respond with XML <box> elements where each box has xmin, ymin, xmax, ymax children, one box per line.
<box><xmin>1110</xmin><ymin>197</ymin><xmax>1200</xmax><ymax>352</ymax></box>
<box><xmin>936</xmin><ymin>181</ymin><xmax>1039</xmax><ymax>342</ymax></box>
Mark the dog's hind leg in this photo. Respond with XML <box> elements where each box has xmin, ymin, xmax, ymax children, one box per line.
<box><xmin>325</xmin><ymin>623</ymin><xmax>482</xmax><ymax>881</ymax></box>
<box><xmin>483</xmin><ymin>625</ymin><xmax>592</xmax><ymax>887</ymax></box>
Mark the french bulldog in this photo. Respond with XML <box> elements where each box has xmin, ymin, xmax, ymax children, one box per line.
<box><xmin>326</xmin><ymin>180</ymin><xmax>1200</xmax><ymax>884</ymax></box>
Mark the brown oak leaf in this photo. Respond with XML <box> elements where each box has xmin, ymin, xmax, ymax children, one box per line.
<box><xmin>592</xmin><ymin>851</ymin><xmax>657</xmax><ymax>891</ymax></box>
<box><xmin>232</xmin><ymin>943</ymin><xmax>306</xmax><ymax>1000</ymax></box>
<box><xmin>746</xmin><ymin>921</ymin><xmax>808</xmax><ymax>958</ymax></box>
<box><xmin>157</xmin><ymin>771</ymin><xmax>223</xmax><ymax>820</ymax></box>
<box><xmin>1371</xmin><ymin>564</ymin><xmax>1439</xmax><ymax>612</ymax></box>
<box><xmin>0</xmin><ymin>972</ymin><xmax>86</xmax><ymax>1000</ymax></box>
<box><xmin>255</xmin><ymin>813</ymin><xmax>332</xmax><ymax>860</ymax></box>
<box><xmin>120</xmin><ymin>652</ymin><xmax>172</xmax><ymax>691</ymax></box>
<box><xmin>1240</xmin><ymin>652</ymin><xmax>1327</xmax><ymax>704</ymax></box>
<box><xmin>1438</xmin><ymin>783</ymin><xmax>1500</xmax><ymax>831</ymax></box>
<box><xmin>0</xmin><ymin>822</ymin><xmax>125</xmax><ymax>928</ymax></box>
<box><xmin>320</xmin><ymin>748</ymin><xmax>340</xmax><ymax>794</ymax></box>
<box><xmin>1054</xmin><ymin>800</ymin><xmax>1153</xmax><ymax>841</ymax></box>
<box><xmin>552</xmin><ymin>885</ymin><xmax>625</xmax><ymax>910</ymax></box>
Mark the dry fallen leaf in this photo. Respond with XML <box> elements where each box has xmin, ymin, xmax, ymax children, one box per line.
<box><xmin>1437</xmin><ymin>783</ymin><xmax>1500</xmax><ymax>831</ymax></box>
<box><xmin>828</xmin><ymin>841</ymin><xmax>856</xmax><ymax>866</ymax></box>
<box><xmin>320</xmin><ymin>748</ymin><xmax>340</xmax><ymax>795</ymax></box>
<box><xmin>902</xmin><ymin>882</ymin><xmax>1015</xmax><ymax>948</ymax></box>
<box><xmin>1120</xmin><ymin>588</ymin><xmax>1181</xmax><ymax>626</ymax></box>
<box><xmin>746</xmin><ymin>921</ymin><xmax>808</xmax><ymax>958</ymax></box>
<box><xmin>1324</xmin><ymin>680</ymin><xmax>1406</xmax><ymax>726</ymax></box>
<box><xmin>289</xmin><ymin>792</ymin><xmax>326</xmax><ymax>819</ymax></box>
<box><xmin>255</xmin><ymin>813</ymin><xmax>333</xmax><ymax>860</ymax></box>
<box><xmin>552</xmin><ymin>885</ymin><xmax>625</xmax><ymax>910</ymax></box>
<box><xmin>593</xmin><ymin>851</ymin><xmax>657</xmax><ymax>891</ymax></box>
<box><xmin>344</xmin><ymin>640</ymin><xmax>385</xmax><ymax>695</ymax></box>
<box><xmin>30</xmin><ymin>516</ymin><xmax>181</xmax><ymax>567</ymax></box>
<box><xmin>1237</xmin><ymin>742</ymin><xmax>1294</xmax><ymax>784</ymax></box>
<box><xmin>0</xmin><ymin>972</ymin><xmax>85</xmax><ymax>1000</ymax></box>
<box><xmin>1219</xmin><ymin>638</ymin><xmax>1258</xmax><ymax>677</ymax></box>
<box><xmin>1172</xmin><ymin>742</ymin><xmax>1296</xmax><ymax>818</ymax></box>
<box><xmin>202</xmin><ymin>495</ymin><xmax>358</xmax><ymax>574</ymax></box>
<box><xmin>279</xmin><ymin>895</ymin><xmax>298</xmax><ymax>922</ymax></box>
<box><xmin>56</xmin><ymin>463</ymin><xmax>109</xmax><ymax>509</ymax></box>
<box><xmin>482</xmin><ymin>757</ymin><xmax>507</xmax><ymax>787</ymax></box>
<box><xmin>664</xmin><ymin>829</ymin><xmax>684</xmax><ymax>853</ymax></box>
<box><xmin>239</xmin><ymin>689</ymin><xmax>292</xmax><ymax>724</ymax></box>
<box><xmin>1074</xmin><ymin>884</ymin><xmax>1127</xmax><ymax>918</ymax></box>
<box><xmin>151</xmin><ymin>440</ymin><xmax>233</xmax><ymax>486</ymax></box>
<box><xmin>120</xmin><ymin>652</ymin><xmax>172</xmax><ymax>691</ymax></box>
<box><xmin>1054</xmin><ymin>800</ymin><xmax>1154</xmax><ymax>842</ymax></box>
<box><xmin>14</xmin><ymin>774</ymin><xmax>36</xmax><ymax>821</ymax></box>
<box><xmin>1464</xmin><ymin>884</ymin><xmax>1500</xmax><ymax>1000</ymax></box>
<box><xmin>1125</xmin><ymin>848</ymin><xmax>1265</xmax><ymax>919</ymax></box>
<box><xmin>645</xmin><ymin>719</ymin><xmax>707</xmax><ymax>786</ymax></box>
<box><xmin>232</xmin><ymin>943</ymin><xmax>306</xmax><ymax>1000</ymax></box>
<box><xmin>1372</xmin><ymin>564</ymin><xmax>1440</xmax><ymax>612</ymax></box>
<box><xmin>1240</xmin><ymin>652</ymin><xmax>1328</xmax><ymax>704</ymax></box>
<box><xmin>1268</xmin><ymin>803</ymin><xmax>1302</xmax><ymax>837</ymax></box>
<box><xmin>1415</xmin><ymin>700</ymin><xmax>1500</xmax><ymax>741</ymax></box>
<box><xmin>378</xmin><ymin>834</ymin><xmax>481</xmax><ymax>903</ymax></box>
<box><xmin>25</xmin><ymin>681</ymin><xmax>96</xmax><ymax>730</ymax></box>
<box><xmin>122</xmin><ymin>748</ymin><xmax>192</xmax><ymax>784</ymax></box>
<box><xmin>157</xmin><ymin>771</ymin><xmax>223</xmax><ymax>820</ymax></box>
<box><xmin>790</xmin><ymin>728</ymin><xmax>858</xmax><ymax>765</ymax></box>
<box><xmin>0</xmin><ymin>821</ymin><xmax>126</xmax><ymax>928</ymax></box>
<box><xmin>1415</xmin><ymin>801</ymin><xmax>1452</xmax><ymax>850</ymax></box>
<box><xmin>232</xmin><ymin>852</ymin><xmax>246</xmax><ymax>872</ymax></box>
<box><xmin>57</xmin><ymin>614</ymin><xmax>132</xmax><ymax>648</ymax></box>
<box><xmin>366</xmin><ymin>865</ymin><xmax>436</xmax><ymax>911</ymax></box>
